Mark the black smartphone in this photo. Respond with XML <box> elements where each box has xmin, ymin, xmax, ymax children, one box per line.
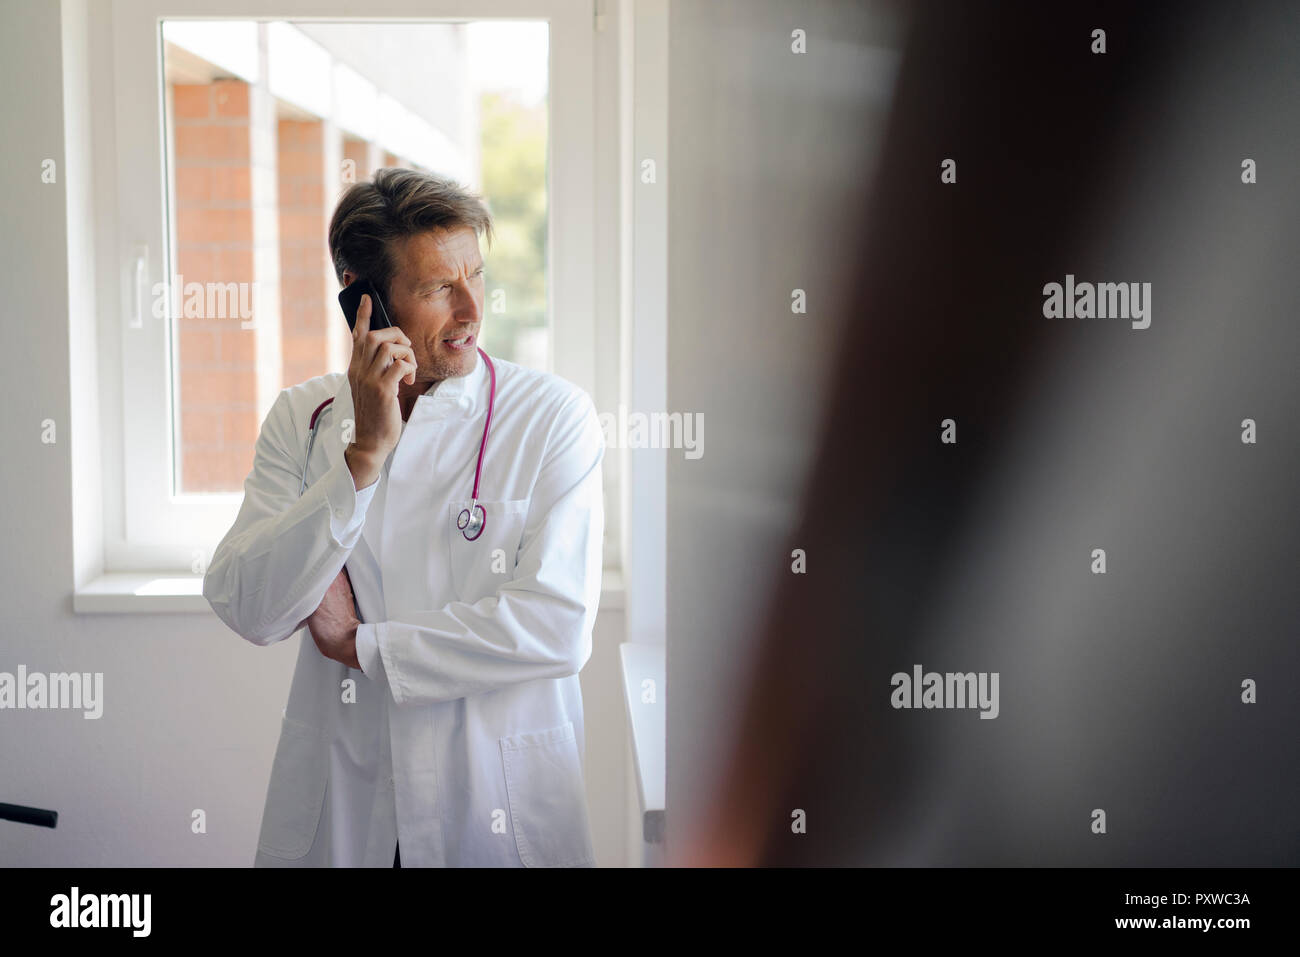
<box><xmin>338</xmin><ymin>278</ymin><xmax>394</xmax><ymax>332</ymax></box>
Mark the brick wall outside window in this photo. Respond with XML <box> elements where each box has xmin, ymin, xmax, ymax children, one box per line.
<box><xmin>169</xmin><ymin>82</ymin><xmax>416</xmax><ymax>493</ymax></box>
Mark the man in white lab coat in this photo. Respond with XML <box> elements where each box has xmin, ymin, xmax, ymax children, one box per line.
<box><xmin>202</xmin><ymin>168</ymin><xmax>604</xmax><ymax>867</ymax></box>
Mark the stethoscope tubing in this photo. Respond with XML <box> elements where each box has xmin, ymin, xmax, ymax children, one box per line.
<box><xmin>298</xmin><ymin>397</ymin><xmax>335</xmax><ymax>497</ymax></box>
<box><xmin>459</xmin><ymin>348</ymin><xmax>497</xmax><ymax>540</ymax></box>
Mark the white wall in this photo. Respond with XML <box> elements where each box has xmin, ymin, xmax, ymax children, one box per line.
<box><xmin>0</xmin><ymin>0</ymin><xmax>632</xmax><ymax>868</ymax></box>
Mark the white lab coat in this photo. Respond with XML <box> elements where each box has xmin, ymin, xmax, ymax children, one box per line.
<box><xmin>202</xmin><ymin>354</ymin><xmax>605</xmax><ymax>867</ymax></box>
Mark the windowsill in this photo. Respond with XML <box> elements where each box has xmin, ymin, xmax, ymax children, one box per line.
<box><xmin>73</xmin><ymin>567</ymin><xmax>627</xmax><ymax>614</ymax></box>
<box><xmin>619</xmin><ymin>641</ymin><xmax>666</xmax><ymax>843</ymax></box>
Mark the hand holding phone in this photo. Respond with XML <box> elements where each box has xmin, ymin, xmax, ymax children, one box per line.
<box><xmin>343</xmin><ymin>279</ymin><xmax>414</xmax><ymax>488</ymax></box>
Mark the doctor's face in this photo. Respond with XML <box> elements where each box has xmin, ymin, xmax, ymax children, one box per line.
<box><xmin>382</xmin><ymin>225</ymin><xmax>486</xmax><ymax>385</ymax></box>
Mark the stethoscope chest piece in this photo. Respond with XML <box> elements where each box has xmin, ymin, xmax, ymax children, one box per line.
<box><xmin>457</xmin><ymin>502</ymin><xmax>487</xmax><ymax>541</ymax></box>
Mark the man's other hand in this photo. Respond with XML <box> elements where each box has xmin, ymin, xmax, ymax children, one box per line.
<box><xmin>306</xmin><ymin>567</ymin><xmax>362</xmax><ymax>669</ymax></box>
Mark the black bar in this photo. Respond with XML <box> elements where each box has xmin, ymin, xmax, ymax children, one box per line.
<box><xmin>0</xmin><ymin>803</ymin><xmax>58</xmax><ymax>828</ymax></box>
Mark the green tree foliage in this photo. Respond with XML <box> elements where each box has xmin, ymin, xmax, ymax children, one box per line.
<box><xmin>478</xmin><ymin>90</ymin><xmax>548</xmax><ymax>366</ymax></box>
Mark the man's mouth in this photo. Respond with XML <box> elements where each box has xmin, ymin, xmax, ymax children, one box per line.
<box><xmin>443</xmin><ymin>333</ymin><xmax>475</xmax><ymax>350</ymax></box>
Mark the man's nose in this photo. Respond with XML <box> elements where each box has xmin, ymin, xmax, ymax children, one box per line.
<box><xmin>454</xmin><ymin>283</ymin><xmax>481</xmax><ymax>322</ymax></box>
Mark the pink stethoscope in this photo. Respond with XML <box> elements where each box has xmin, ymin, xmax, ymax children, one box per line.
<box><xmin>298</xmin><ymin>347</ymin><xmax>498</xmax><ymax>542</ymax></box>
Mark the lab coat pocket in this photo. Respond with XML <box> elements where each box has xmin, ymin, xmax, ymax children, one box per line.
<box><xmin>256</xmin><ymin>715</ymin><xmax>330</xmax><ymax>860</ymax></box>
<box><xmin>447</xmin><ymin>498</ymin><xmax>529</xmax><ymax>602</ymax></box>
<box><xmin>499</xmin><ymin>721</ymin><xmax>596</xmax><ymax>867</ymax></box>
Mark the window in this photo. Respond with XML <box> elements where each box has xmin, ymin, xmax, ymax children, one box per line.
<box><xmin>97</xmin><ymin>0</ymin><xmax>601</xmax><ymax>576</ymax></box>
<box><xmin>158</xmin><ymin>19</ymin><xmax>549</xmax><ymax>494</ymax></box>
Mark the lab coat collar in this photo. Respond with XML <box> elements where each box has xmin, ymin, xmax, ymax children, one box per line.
<box><xmin>417</xmin><ymin>347</ymin><xmax>490</xmax><ymax>413</ymax></box>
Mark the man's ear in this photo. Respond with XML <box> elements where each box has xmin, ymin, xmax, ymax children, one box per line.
<box><xmin>342</xmin><ymin>270</ymin><xmax>356</xmax><ymax>288</ymax></box>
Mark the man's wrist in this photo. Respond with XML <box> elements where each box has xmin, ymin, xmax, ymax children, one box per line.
<box><xmin>344</xmin><ymin>443</ymin><xmax>382</xmax><ymax>490</ymax></box>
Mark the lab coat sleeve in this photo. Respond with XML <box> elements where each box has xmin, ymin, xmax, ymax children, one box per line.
<box><xmin>355</xmin><ymin>617</ymin><xmax>387</xmax><ymax>683</ymax></box>
<box><xmin>202</xmin><ymin>387</ymin><xmax>379</xmax><ymax>646</ymax></box>
<box><xmin>358</xmin><ymin>390</ymin><xmax>605</xmax><ymax>705</ymax></box>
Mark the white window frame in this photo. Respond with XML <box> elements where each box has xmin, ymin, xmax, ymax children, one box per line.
<box><xmin>83</xmin><ymin>0</ymin><xmax>606</xmax><ymax>600</ymax></box>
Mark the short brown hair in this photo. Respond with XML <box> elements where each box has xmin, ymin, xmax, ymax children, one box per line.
<box><xmin>327</xmin><ymin>167</ymin><xmax>495</xmax><ymax>301</ymax></box>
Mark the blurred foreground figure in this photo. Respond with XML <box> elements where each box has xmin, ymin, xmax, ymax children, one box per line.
<box><xmin>676</xmin><ymin>0</ymin><xmax>1299</xmax><ymax>866</ymax></box>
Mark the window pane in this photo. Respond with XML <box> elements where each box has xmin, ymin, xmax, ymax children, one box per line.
<box><xmin>160</xmin><ymin>19</ymin><xmax>549</xmax><ymax>494</ymax></box>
